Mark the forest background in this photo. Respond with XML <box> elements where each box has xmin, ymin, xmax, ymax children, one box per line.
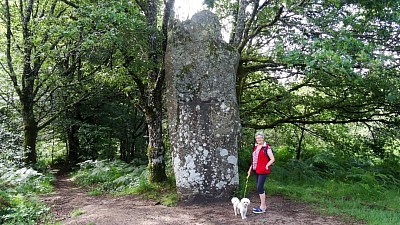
<box><xmin>0</xmin><ymin>0</ymin><xmax>399</xmax><ymax>224</ymax></box>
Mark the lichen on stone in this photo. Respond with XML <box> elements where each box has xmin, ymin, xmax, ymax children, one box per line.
<box><xmin>165</xmin><ymin>10</ymin><xmax>241</xmax><ymax>201</ymax></box>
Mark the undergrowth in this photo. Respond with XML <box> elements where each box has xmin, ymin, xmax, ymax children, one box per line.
<box><xmin>0</xmin><ymin>166</ymin><xmax>54</xmax><ymax>225</ymax></box>
<box><xmin>238</xmin><ymin>150</ymin><xmax>400</xmax><ymax>225</ymax></box>
<box><xmin>71</xmin><ymin>160</ymin><xmax>178</xmax><ymax>206</ymax></box>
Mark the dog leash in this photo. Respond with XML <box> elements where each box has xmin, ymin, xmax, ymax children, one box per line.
<box><xmin>243</xmin><ymin>176</ymin><xmax>249</xmax><ymax>199</ymax></box>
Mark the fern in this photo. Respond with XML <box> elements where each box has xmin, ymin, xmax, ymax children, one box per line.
<box><xmin>72</xmin><ymin>160</ymin><xmax>147</xmax><ymax>193</ymax></box>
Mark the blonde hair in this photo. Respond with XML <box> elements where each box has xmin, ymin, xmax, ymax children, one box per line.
<box><xmin>255</xmin><ymin>131</ymin><xmax>265</xmax><ymax>139</ymax></box>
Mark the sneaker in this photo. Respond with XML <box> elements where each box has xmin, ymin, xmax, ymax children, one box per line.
<box><xmin>253</xmin><ymin>207</ymin><xmax>266</xmax><ymax>214</ymax></box>
<box><xmin>252</xmin><ymin>206</ymin><xmax>260</xmax><ymax>211</ymax></box>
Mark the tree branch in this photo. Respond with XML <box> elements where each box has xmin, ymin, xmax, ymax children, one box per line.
<box><xmin>232</xmin><ymin>0</ymin><xmax>250</xmax><ymax>49</ymax></box>
<box><xmin>243</xmin><ymin>117</ymin><xmax>393</xmax><ymax>129</ymax></box>
<box><xmin>4</xmin><ymin>0</ymin><xmax>22</xmax><ymax>97</ymax></box>
<box><xmin>241</xmin><ymin>79</ymin><xmax>312</xmax><ymax>116</ymax></box>
<box><xmin>134</xmin><ymin>0</ymin><xmax>146</xmax><ymax>12</ymax></box>
<box><xmin>244</xmin><ymin>5</ymin><xmax>284</xmax><ymax>46</ymax></box>
<box><xmin>237</xmin><ymin>0</ymin><xmax>265</xmax><ymax>53</ymax></box>
<box><xmin>60</xmin><ymin>0</ymin><xmax>79</xmax><ymax>8</ymax></box>
<box><xmin>37</xmin><ymin>91</ymin><xmax>92</xmax><ymax>131</ymax></box>
<box><xmin>154</xmin><ymin>0</ymin><xmax>175</xmax><ymax>97</ymax></box>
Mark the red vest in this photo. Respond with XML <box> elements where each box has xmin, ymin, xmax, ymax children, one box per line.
<box><xmin>252</xmin><ymin>145</ymin><xmax>271</xmax><ymax>174</ymax></box>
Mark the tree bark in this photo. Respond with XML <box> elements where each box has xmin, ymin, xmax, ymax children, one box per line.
<box><xmin>138</xmin><ymin>0</ymin><xmax>174</xmax><ymax>183</ymax></box>
<box><xmin>21</xmin><ymin>76</ymin><xmax>39</xmax><ymax>164</ymax></box>
<box><xmin>145</xmin><ymin>106</ymin><xmax>167</xmax><ymax>182</ymax></box>
<box><xmin>67</xmin><ymin>122</ymin><xmax>80</xmax><ymax>163</ymax></box>
<box><xmin>296</xmin><ymin>125</ymin><xmax>305</xmax><ymax>160</ymax></box>
<box><xmin>22</xmin><ymin>105</ymin><xmax>38</xmax><ymax>164</ymax></box>
<box><xmin>120</xmin><ymin>137</ymin><xmax>128</xmax><ymax>162</ymax></box>
<box><xmin>231</xmin><ymin>0</ymin><xmax>250</xmax><ymax>48</ymax></box>
<box><xmin>18</xmin><ymin>0</ymin><xmax>38</xmax><ymax>164</ymax></box>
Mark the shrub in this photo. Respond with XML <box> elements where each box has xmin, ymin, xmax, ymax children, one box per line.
<box><xmin>0</xmin><ymin>166</ymin><xmax>53</xmax><ymax>224</ymax></box>
<box><xmin>0</xmin><ymin>119</ymin><xmax>54</xmax><ymax>225</ymax></box>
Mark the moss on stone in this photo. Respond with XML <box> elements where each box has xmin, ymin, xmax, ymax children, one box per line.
<box><xmin>208</xmin><ymin>41</ymin><xmax>218</xmax><ymax>56</ymax></box>
<box><xmin>147</xmin><ymin>146</ymin><xmax>167</xmax><ymax>183</ymax></box>
<box><xmin>182</xmin><ymin>64</ymin><xmax>193</xmax><ymax>73</ymax></box>
<box><xmin>226</xmin><ymin>44</ymin><xmax>236</xmax><ymax>52</ymax></box>
<box><xmin>177</xmin><ymin>64</ymin><xmax>194</xmax><ymax>80</ymax></box>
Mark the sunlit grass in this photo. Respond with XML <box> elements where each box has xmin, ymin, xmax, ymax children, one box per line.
<box><xmin>88</xmin><ymin>188</ymin><xmax>103</xmax><ymax>196</ymax></box>
<box><xmin>116</xmin><ymin>174</ymin><xmax>178</xmax><ymax>206</ymax></box>
<box><xmin>262</xmin><ymin>163</ymin><xmax>400</xmax><ymax>225</ymax></box>
<box><xmin>71</xmin><ymin>208</ymin><xmax>84</xmax><ymax>218</ymax></box>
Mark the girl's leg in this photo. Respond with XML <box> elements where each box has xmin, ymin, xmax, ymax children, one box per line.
<box><xmin>256</xmin><ymin>174</ymin><xmax>268</xmax><ymax>210</ymax></box>
<box><xmin>259</xmin><ymin>193</ymin><xmax>266</xmax><ymax>210</ymax></box>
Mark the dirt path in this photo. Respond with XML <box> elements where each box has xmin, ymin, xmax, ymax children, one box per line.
<box><xmin>40</xmin><ymin>176</ymin><xmax>357</xmax><ymax>225</ymax></box>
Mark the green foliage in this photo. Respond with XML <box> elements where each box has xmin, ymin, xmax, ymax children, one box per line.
<box><xmin>0</xmin><ymin>166</ymin><xmax>54</xmax><ymax>224</ymax></box>
<box><xmin>1</xmin><ymin>168</ymin><xmax>54</xmax><ymax>194</ymax></box>
<box><xmin>234</xmin><ymin>0</ymin><xmax>400</xmax><ymax>163</ymax></box>
<box><xmin>0</xmin><ymin>194</ymin><xmax>50</xmax><ymax>225</ymax></box>
<box><xmin>0</xmin><ymin>112</ymin><xmax>55</xmax><ymax>224</ymax></box>
<box><xmin>71</xmin><ymin>208</ymin><xmax>85</xmax><ymax>218</ymax></box>
<box><xmin>72</xmin><ymin>160</ymin><xmax>146</xmax><ymax>191</ymax></box>
<box><xmin>72</xmin><ymin>160</ymin><xmax>178</xmax><ymax>205</ymax></box>
<box><xmin>0</xmin><ymin>113</ymin><xmax>24</xmax><ymax>167</ymax></box>
<box><xmin>267</xmin><ymin>148</ymin><xmax>400</xmax><ymax>188</ymax></box>
<box><xmin>254</xmin><ymin>149</ymin><xmax>400</xmax><ymax>224</ymax></box>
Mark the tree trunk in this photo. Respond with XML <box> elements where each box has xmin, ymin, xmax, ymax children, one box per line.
<box><xmin>22</xmin><ymin>107</ymin><xmax>38</xmax><ymax>164</ymax></box>
<box><xmin>123</xmin><ymin>0</ymin><xmax>174</xmax><ymax>181</ymax></box>
<box><xmin>296</xmin><ymin>126</ymin><xmax>305</xmax><ymax>160</ymax></box>
<box><xmin>145</xmin><ymin>97</ymin><xmax>167</xmax><ymax>182</ymax></box>
<box><xmin>120</xmin><ymin>137</ymin><xmax>128</xmax><ymax>162</ymax></box>
<box><xmin>119</xmin><ymin>131</ymin><xmax>136</xmax><ymax>163</ymax></box>
<box><xmin>65</xmin><ymin>103</ymin><xmax>82</xmax><ymax>164</ymax></box>
<box><xmin>6</xmin><ymin>0</ymin><xmax>39</xmax><ymax>165</ymax></box>
<box><xmin>67</xmin><ymin>123</ymin><xmax>80</xmax><ymax>163</ymax></box>
<box><xmin>165</xmin><ymin>11</ymin><xmax>241</xmax><ymax>201</ymax></box>
<box><xmin>231</xmin><ymin>0</ymin><xmax>250</xmax><ymax>48</ymax></box>
<box><xmin>21</xmin><ymin>59</ymin><xmax>38</xmax><ymax>164</ymax></box>
<box><xmin>139</xmin><ymin>0</ymin><xmax>173</xmax><ymax>183</ymax></box>
<box><xmin>129</xmin><ymin>141</ymin><xmax>136</xmax><ymax>161</ymax></box>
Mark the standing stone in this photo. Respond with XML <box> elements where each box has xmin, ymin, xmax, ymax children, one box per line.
<box><xmin>165</xmin><ymin>10</ymin><xmax>241</xmax><ymax>201</ymax></box>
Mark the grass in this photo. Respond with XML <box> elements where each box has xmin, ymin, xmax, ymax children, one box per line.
<box><xmin>71</xmin><ymin>208</ymin><xmax>84</xmax><ymax>218</ymax></box>
<box><xmin>115</xmin><ymin>172</ymin><xmax>179</xmax><ymax>206</ymax></box>
<box><xmin>88</xmin><ymin>188</ymin><xmax>103</xmax><ymax>196</ymax></box>
<box><xmin>42</xmin><ymin>221</ymin><xmax>63</xmax><ymax>225</ymax></box>
<box><xmin>234</xmin><ymin>153</ymin><xmax>400</xmax><ymax>225</ymax></box>
<box><xmin>252</xmin><ymin>165</ymin><xmax>400</xmax><ymax>225</ymax></box>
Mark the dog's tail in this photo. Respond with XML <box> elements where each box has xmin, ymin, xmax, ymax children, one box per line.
<box><xmin>231</xmin><ymin>197</ymin><xmax>240</xmax><ymax>205</ymax></box>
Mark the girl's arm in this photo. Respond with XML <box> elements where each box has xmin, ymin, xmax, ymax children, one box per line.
<box><xmin>266</xmin><ymin>147</ymin><xmax>275</xmax><ymax>169</ymax></box>
<box><xmin>247</xmin><ymin>165</ymin><xmax>252</xmax><ymax>178</ymax></box>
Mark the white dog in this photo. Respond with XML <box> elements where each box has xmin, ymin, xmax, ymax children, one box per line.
<box><xmin>231</xmin><ymin>197</ymin><xmax>251</xmax><ymax>219</ymax></box>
